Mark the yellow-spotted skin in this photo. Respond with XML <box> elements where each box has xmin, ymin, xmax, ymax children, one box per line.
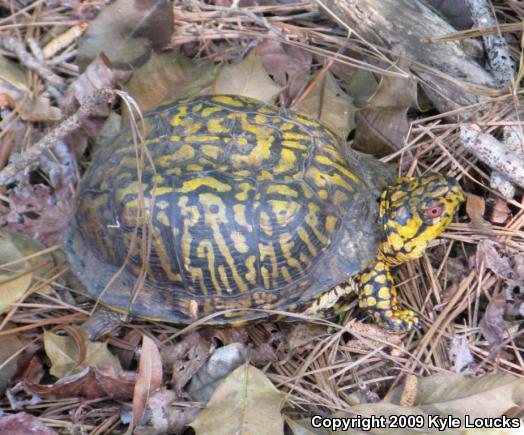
<box><xmin>64</xmin><ymin>95</ymin><xmax>464</xmax><ymax>330</ymax></box>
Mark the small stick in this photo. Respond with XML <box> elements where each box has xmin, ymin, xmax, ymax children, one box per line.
<box><xmin>460</xmin><ymin>124</ymin><xmax>524</xmax><ymax>189</ymax></box>
<box><xmin>0</xmin><ymin>35</ymin><xmax>65</xmax><ymax>89</ymax></box>
<box><xmin>465</xmin><ymin>0</ymin><xmax>518</xmax><ymax>198</ymax></box>
<box><xmin>0</xmin><ymin>88</ymin><xmax>115</xmax><ymax>186</ymax></box>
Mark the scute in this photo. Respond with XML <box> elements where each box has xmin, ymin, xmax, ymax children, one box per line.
<box><xmin>64</xmin><ymin>95</ymin><xmax>395</xmax><ymax>323</ymax></box>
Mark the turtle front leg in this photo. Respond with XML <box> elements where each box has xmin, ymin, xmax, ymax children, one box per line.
<box><xmin>356</xmin><ymin>261</ymin><xmax>419</xmax><ymax>331</ymax></box>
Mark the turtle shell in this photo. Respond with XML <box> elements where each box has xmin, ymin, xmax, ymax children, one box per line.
<box><xmin>64</xmin><ymin>95</ymin><xmax>396</xmax><ymax>323</ymax></box>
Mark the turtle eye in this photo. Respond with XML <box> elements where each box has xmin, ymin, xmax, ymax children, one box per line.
<box><xmin>425</xmin><ymin>206</ymin><xmax>443</xmax><ymax>219</ymax></box>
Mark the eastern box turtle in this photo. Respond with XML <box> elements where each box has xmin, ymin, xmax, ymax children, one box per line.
<box><xmin>64</xmin><ymin>94</ymin><xmax>464</xmax><ymax>330</ymax></box>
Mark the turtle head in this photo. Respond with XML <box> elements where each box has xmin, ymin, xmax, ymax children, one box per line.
<box><xmin>378</xmin><ymin>175</ymin><xmax>464</xmax><ymax>265</ymax></box>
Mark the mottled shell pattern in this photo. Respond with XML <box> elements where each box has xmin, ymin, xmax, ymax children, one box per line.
<box><xmin>65</xmin><ymin>95</ymin><xmax>396</xmax><ymax>323</ymax></box>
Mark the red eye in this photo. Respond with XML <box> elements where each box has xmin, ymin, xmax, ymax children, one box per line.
<box><xmin>426</xmin><ymin>206</ymin><xmax>443</xmax><ymax>218</ymax></box>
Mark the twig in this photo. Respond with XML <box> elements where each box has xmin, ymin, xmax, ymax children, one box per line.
<box><xmin>465</xmin><ymin>0</ymin><xmax>515</xmax><ymax>87</ymax></box>
<box><xmin>460</xmin><ymin>124</ymin><xmax>524</xmax><ymax>189</ymax></box>
<box><xmin>0</xmin><ymin>88</ymin><xmax>116</xmax><ymax>186</ymax></box>
<box><xmin>0</xmin><ymin>35</ymin><xmax>65</xmax><ymax>89</ymax></box>
<box><xmin>465</xmin><ymin>0</ymin><xmax>518</xmax><ymax>198</ymax></box>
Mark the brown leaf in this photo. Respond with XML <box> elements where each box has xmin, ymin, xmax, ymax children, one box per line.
<box><xmin>0</xmin><ymin>229</ymin><xmax>55</xmax><ymax>314</ymax></box>
<box><xmin>353</xmin><ymin>58</ymin><xmax>416</xmax><ymax>155</ymax></box>
<box><xmin>488</xmin><ymin>197</ymin><xmax>512</xmax><ymax>224</ymax></box>
<box><xmin>0</xmin><ymin>55</ymin><xmax>61</xmax><ymax>121</ymax></box>
<box><xmin>134</xmin><ymin>388</ymin><xmax>200</xmax><ymax>435</ymax></box>
<box><xmin>124</xmin><ymin>51</ymin><xmax>218</xmax><ymax>112</ymax></box>
<box><xmin>257</xmin><ymin>39</ymin><xmax>312</xmax><ymax>102</ymax></box>
<box><xmin>23</xmin><ymin>366</ymin><xmax>136</xmax><ymax>400</ymax></box>
<box><xmin>3</xmin><ymin>183</ymin><xmax>72</xmax><ymax>245</ymax></box>
<box><xmin>465</xmin><ymin>192</ymin><xmax>492</xmax><ymax>232</ymax></box>
<box><xmin>132</xmin><ymin>334</ymin><xmax>163</xmax><ymax>428</ymax></box>
<box><xmin>201</xmin><ymin>326</ymin><xmax>249</xmax><ymax>346</ymax></box>
<box><xmin>77</xmin><ymin>0</ymin><xmax>174</xmax><ymax>70</ymax></box>
<box><xmin>209</xmin><ymin>51</ymin><xmax>282</xmax><ymax>103</ymax></box>
<box><xmin>163</xmin><ymin>332</ymin><xmax>212</xmax><ymax>395</ymax></box>
<box><xmin>62</xmin><ymin>54</ymin><xmax>118</xmax><ymax>118</ymax></box>
<box><xmin>476</xmin><ymin>239</ymin><xmax>524</xmax><ymax>288</ymax></box>
<box><xmin>0</xmin><ymin>332</ymin><xmax>24</xmax><ymax>394</ymax></box>
<box><xmin>294</xmin><ymin>72</ymin><xmax>356</xmax><ymax>142</ymax></box>
<box><xmin>191</xmin><ymin>363</ymin><xmax>284</xmax><ymax>435</ymax></box>
<box><xmin>283</xmin><ymin>323</ymin><xmax>327</xmax><ymax>350</ymax></box>
<box><xmin>479</xmin><ymin>292</ymin><xmax>507</xmax><ymax>350</ymax></box>
<box><xmin>43</xmin><ymin>330</ymin><xmax>122</xmax><ymax>379</ymax></box>
<box><xmin>0</xmin><ymin>413</ymin><xmax>58</xmax><ymax>435</ymax></box>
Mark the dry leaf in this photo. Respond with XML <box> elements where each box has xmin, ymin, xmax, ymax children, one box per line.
<box><xmin>43</xmin><ymin>330</ymin><xmax>122</xmax><ymax>379</ymax></box>
<box><xmin>475</xmin><ymin>239</ymin><xmax>524</xmax><ymax>288</ymax></box>
<box><xmin>23</xmin><ymin>366</ymin><xmax>136</xmax><ymax>400</ymax></box>
<box><xmin>77</xmin><ymin>0</ymin><xmax>174</xmax><ymax>70</ymax></box>
<box><xmin>465</xmin><ymin>192</ymin><xmax>492</xmax><ymax>232</ymax></box>
<box><xmin>257</xmin><ymin>39</ymin><xmax>312</xmax><ymax>102</ymax></box>
<box><xmin>132</xmin><ymin>334</ymin><xmax>163</xmax><ymax>427</ymax></box>
<box><xmin>209</xmin><ymin>51</ymin><xmax>282</xmax><ymax>103</ymax></box>
<box><xmin>2</xmin><ymin>182</ymin><xmax>73</xmax><ymax>245</ymax></box>
<box><xmin>285</xmin><ymin>417</ymin><xmax>329</xmax><ymax>435</ymax></box>
<box><xmin>0</xmin><ymin>55</ymin><xmax>61</xmax><ymax>121</ymax></box>
<box><xmin>333</xmin><ymin>373</ymin><xmax>524</xmax><ymax>434</ymax></box>
<box><xmin>449</xmin><ymin>334</ymin><xmax>474</xmax><ymax>373</ymax></box>
<box><xmin>0</xmin><ymin>413</ymin><xmax>58</xmax><ymax>435</ymax></box>
<box><xmin>0</xmin><ymin>332</ymin><xmax>24</xmax><ymax>393</ymax></box>
<box><xmin>489</xmin><ymin>197</ymin><xmax>511</xmax><ymax>224</ymax></box>
<box><xmin>353</xmin><ymin>58</ymin><xmax>416</xmax><ymax>155</ymax></box>
<box><xmin>188</xmin><ymin>343</ymin><xmax>248</xmax><ymax>402</ymax></box>
<box><xmin>343</xmin><ymin>68</ymin><xmax>378</xmax><ymax>108</ymax></box>
<box><xmin>134</xmin><ymin>388</ymin><xmax>200</xmax><ymax>435</ymax></box>
<box><xmin>124</xmin><ymin>51</ymin><xmax>218</xmax><ymax>112</ymax></box>
<box><xmin>479</xmin><ymin>292</ymin><xmax>507</xmax><ymax>350</ymax></box>
<box><xmin>162</xmin><ymin>332</ymin><xmax>212</xmax><ymax>395</ymax></box>
<box><xmin>295</xmin><ymin>72</ymin><xmax>356</xmax><ymax>142</ymax></box>
<box><xmin>0</xmin><ymin>229</ymin><xmax>54</xmax><ymax>314</ymax></box>
<box><xmin>191</xmin><ymin>363</ymin><xmax>285</xmax><ymax>435</ymax></box>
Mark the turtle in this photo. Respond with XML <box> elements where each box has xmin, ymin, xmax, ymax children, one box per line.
<box><xmin>64</xmin><ymin>94</ymin><xmax>464</xmax><ymax>331</ymax></box>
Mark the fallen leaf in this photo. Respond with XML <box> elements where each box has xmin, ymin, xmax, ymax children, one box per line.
<box><xmin>0</xmin><ymin>413</ymin><xmax>58</xmax><ymax>435</ymax></box>
<box><xmin>330</xmin><ymin>373</ymin><xmax>524</xmax><ymax>434</ymax></box>
<box><xmin>285</xmin><ymin>416</ymin><xmax>329</xmax><ymax>435</ymax></box>
<box><xmin>124</xmin><ymin>51</ymin><xmax>218</xmax><ymax>112</ymax></box>
<box><xmin>209</xmin><ymin>50</ymin><xmax>282</xmax><ymax>103</ymax></box>
<box><xmin>295</xmin><ymin>72</ymin><xmax>356</xmax><ymax>142</ymax></box>
<box><xmin>0</xmin><ymin>332</ymin><xmax>25</xmax><ymax>394</ymax></box>
<box><xmin>353</xmin><ymin>58</ymin><xmax>417</xmax><ymax>155</ymax></box>
<box><xmin>479</xmin><ymin>292</ymin><xmax>507</xmax><ymax>351</ymax></box>
<box><xmin>465</xmin><ymin>192</ymin><xmax>492</xmax><ymax>232</ymax></box>
<box><xmin>282</xmin><ymin>322</ymin><xmax>327</xmax><ymax>351</ymax></box>
<box><xmin>343</xmin><ymin>68</ymin><xmax>378</xmax><ymax>108</ymax></box>
<box><xmin>0</xmin><ymin>55</ymin><xmax>61</xmax><ymax>121</ymax></box>
<box><xmin>23</xmin><ymin>366</ymin><xmax>136</xmax><ymax>400</ymax></box>
<box><xmin>475</xmin><ymin>239</ymin><xmax>524</xmax><ymax>288</ymax></box>
<box><xmin>257</xmin><ymin>39</ymin><xmax>312</xmax><ymax>102</ymax></box>
<box><xmin>0</xmin><ymin>229</ymin><xmax>54</xmax><ymax>314</ymax></box>
<box><xmin>188</xmin><ymin>343</ymin><xmax>248</xmax><ymax>403</ymax></box>
<box><xmin>488</xmin><ymin>197</ymin><xmax>511</xmax><ymax>224</ymax></box>
<box><xmin>43</xmin><ymin>330</ymin><xmax>121</xmax><ymax>379</ymax></box>
<box><xmin>162</xmin><ymin>332</ymin><xmax>212</xmax><ymax>395</ymax></box>
<box><xmin>134</xmin><ymin>388</ymin><xmax>200</xmax><ymax>435</ymax></box>
<box><xmin>449</xmin><ymin>334</ymin><xmax>474</xmax><ymax>372</ymax></box>
<box><xmin>132</xmin><ymin>334</ymin><xmax>163</xmax><ymax>427</ymax></box>
<box><xmin>388</xmin><ymin>372</ymin><xmax>524</xmax><ymax>417</ymax></box>
<box><xmin>2</xmin><ymin>183</ymin><xmax>72</xmax><ymax>245</ymax></box>
<box><xmin>191</xmin><ymin>363</ymin><xmax>285</xmax><ymax>435</ymax></box>
<box><xmin>77</xmin><ymin>0</ymin><xmax>174</xmax><ymax>70</ymax></box>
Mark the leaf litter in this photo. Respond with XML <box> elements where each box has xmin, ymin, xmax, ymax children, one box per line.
<box><xmin>0</xmin><ymin>0</ymin><xmax>523</xmax><ymax>433</ymax></box>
